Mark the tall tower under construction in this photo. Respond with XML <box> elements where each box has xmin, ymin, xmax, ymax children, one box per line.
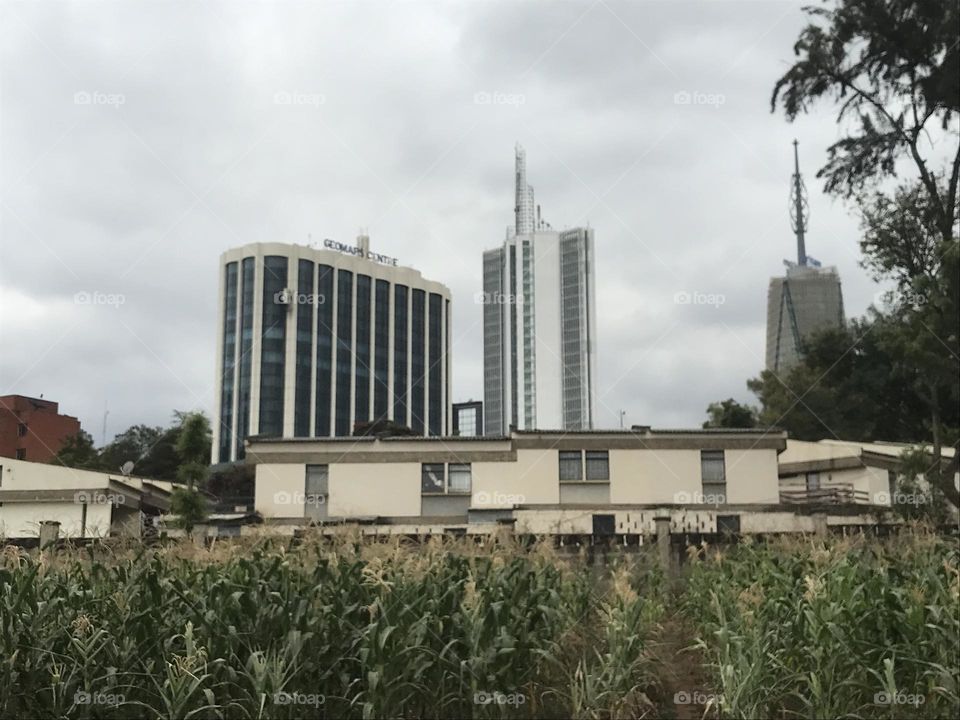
<box><xmin>765</xmin><ymin>141</ymin><xmax>845</xmax><ymax>374</ymax></box>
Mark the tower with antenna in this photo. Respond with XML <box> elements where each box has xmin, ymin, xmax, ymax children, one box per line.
<box><xmin>764</xmin><ymin>140</ymin><xmax>845</xmax><ymax>373</ymax></box>
<box><xmin>789</xmin><ymin>139</ymin><xmax>809</xmax><ymax>266</ymax></box>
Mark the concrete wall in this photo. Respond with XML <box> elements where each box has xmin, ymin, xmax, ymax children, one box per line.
<box><xmin>472</xmin><ymin>448</ymin><xmax>560</xmax><ymax>507</ymax></box>
<box><xmin>609</xmin><ymin>450</ymin><xmax>702</xmax><ymax>504</ymax></box>
<box><xmin>255</xmin><ymin>463</ymin><xmax>308</xmax><ymax>518</ymax></box>
<box><xmin>0</xmin><ymin>501</ymin><xmax>112</xmax><ymax>539</ymax></box>
<box><xmin>725</xmin><ymin>449</ymin><xmax>780</xmax><ymax>503</ymax></box>
<box><xmin>329</xmin><ymin>463</ymin><xmax>420</xmax><ymax>517</ymax></box>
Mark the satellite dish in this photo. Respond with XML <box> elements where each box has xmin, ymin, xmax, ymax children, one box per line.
<box><xmin>120</xmin><ymin>461</ymin><xmax>135</xmax><ymax>476</ymax></box>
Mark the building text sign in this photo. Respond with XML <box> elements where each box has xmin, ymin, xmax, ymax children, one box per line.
<box><xmin>323</xmin><ymin>239</ymin><xmax>399</xmax><ymax>266</ymax></box>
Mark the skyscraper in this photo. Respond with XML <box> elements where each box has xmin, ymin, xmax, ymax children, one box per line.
<box><xmin>765</xmin><ymin>141</ymin><xmax>845</xmax><ymax>374</ymax></box>
<box><xmin>213</xmin><ymin>237</ymin><xmax>452</xmax><ymax>463</ymax></box>
<box><xmin>482</xmin><ymin>145</ymin><xmax>597</xmax><ymax>434</ymax></box>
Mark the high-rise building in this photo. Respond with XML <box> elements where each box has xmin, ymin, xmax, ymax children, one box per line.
<box><xmin>213</xmin><ymin>237</ymin><xmax>452</xmax><ymax>463</ymax></box>
<box><xmin>482</xmin><ymin>145</ymin><xmax>597</xmax><ymax>434</ymax></box>
<box><xmin>765</xmin><ymin>141</ymin><xmax>845</xmax><ymax>374</ymax></box>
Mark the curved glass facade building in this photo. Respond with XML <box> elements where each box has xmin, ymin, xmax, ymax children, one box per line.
<box><xmin>214</xmin><ymin>239</ymin><xmax>452</xmax><ymax>463</ymax></box>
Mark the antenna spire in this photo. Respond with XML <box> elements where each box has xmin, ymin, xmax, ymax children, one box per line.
<box><xmin>789</xmin><ymin>139</ymin><xmax>810</xmax><ymax>266</ymax></box>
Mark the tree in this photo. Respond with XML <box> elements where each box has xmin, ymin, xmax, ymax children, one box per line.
<box><xmin>748</xmin><ymin>317</ymin><xmax>945</xmax><ymax>441</ymax></box>
<box><xmin>50</xmin><ymin>431</ymin><xmax>100</xmax><ymax>470</ymax></box>
<box><xmin>98</xmin><ymin>424</ymin><xmax>164</xmax><ymax>474</ymax></box>
<box><xmin>703</xmin><ymin>399</ymin><xmax>758</xmax><ymax>428</ymax></box>
<box><xmin>175</xmin><ymin>412</ymin><xmax>212</xmax><ymax>490</ymax></box>
<box><xmin>171</xmin><ymin>412</ymin><xmax>211</xmax><ymax>534</ymax></box>
<box><xmin>772</xmin><ymin>0</ymin><xmax>959</xmax><ymax>505</ymax></box>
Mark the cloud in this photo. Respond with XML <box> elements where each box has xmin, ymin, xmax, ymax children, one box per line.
<box><xmin>1</xmin><ymin>0</ymin><xmax>883</xmax><ymax>439</ymax></box>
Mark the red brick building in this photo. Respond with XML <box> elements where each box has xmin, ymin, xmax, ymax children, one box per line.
<box><xmin>0</xmin><ymin>395</ymin><xmax>81</xmax><ymax>463</ymax></box>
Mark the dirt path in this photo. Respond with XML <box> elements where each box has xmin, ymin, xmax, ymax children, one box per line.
<box><xmin>649</xmin><ymin>610</ymin><xmax>717</xmax><ymax>720</ymax></box>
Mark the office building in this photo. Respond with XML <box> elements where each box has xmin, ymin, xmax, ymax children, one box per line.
<box><xmin>452</xmin><ymin>400</ymin><xmax>482</xmax><ymax>436</ymax></box>
<box><xmin>482</xmin><ymin>145</ymin><xmax>598</xmax><ymax>434</ymax></box>
<box><xmin>0</xmin><ymin>395</ymin><xmax>81</xmax><ymax>463</ymax></box>
<box><xmin>765</xmin><ymin>141</ymin><xmax>845</xmax><ymax>373</ymax></box>
<box><xmin>213</xmin><ymin>237</ymin><xmax>452</xmax><ymax>463</ymax></box>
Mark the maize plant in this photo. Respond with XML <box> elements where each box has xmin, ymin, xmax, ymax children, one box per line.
<box><xmin>684</xmin><ymin>532</ymin><xmax>960</xmax><ymax>719</ymax></box>
<box><xmin>0</xmin><ymin>536</ymin><xmax>664</xmax><ymax>719</ymax></box>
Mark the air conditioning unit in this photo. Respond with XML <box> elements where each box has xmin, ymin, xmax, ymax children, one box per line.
<box><xmin>276</xmin><ymin>288</ymin><xmax>293</xmax><ymax>305</ymax></box>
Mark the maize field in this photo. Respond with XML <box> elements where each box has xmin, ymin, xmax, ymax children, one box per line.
<box><xmin>0</xmin><ymin>530</ymin><xmax>957</xmax><ymax>719</ymax></box>
<box><xmin>685</xmin><ymin>533</ymin><xmax>960</xmax><ymax>719</ymax></box>
<box><xmin>0</xmin><ymin>533</ymin><xmax>665</xmax><ymax>719</ymax></box>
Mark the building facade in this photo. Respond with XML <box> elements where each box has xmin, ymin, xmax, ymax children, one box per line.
<box><xmin>765</xmin><ymin>265</ymin><xmax>845</xmax><ymax>373</ymax></box>
<box><xmin>213</xmin><ymin>238</ymin><xmax>452</xmax><ymax>463</ymax></box>
<box><xmin>482</xmin><ymin>145</ymin><xmax>598</xmax><ymax>434</ymax></box>
<box><xmin>0</xmin><ymin>395</ymin><xmax>81</xmax><ymax>463</ymax></box>
<box><xmin>452</xmin><ymin>400</ymin><xmax>482</xmax><ymax>437</ymax></box>
<box><xmin>248</xmin><ymin>427</ymin><xmax>798</xmax><ymax>535</ymax></box>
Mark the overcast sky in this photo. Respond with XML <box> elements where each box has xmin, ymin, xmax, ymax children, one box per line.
<box><xmin>0</xmin><ymin>0</ymin><xmax>893</xmax><ymax>443</ymax></box>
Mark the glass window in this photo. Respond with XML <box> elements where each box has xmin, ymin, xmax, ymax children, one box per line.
<box><xmin>218</xmin><ymin>261</ymin><xmax>238</xmax><ymax>462</ymax></box>
<box><xmin>305</xmin><ymin>465</ymin><xmax>328</xmax><ymax>521</ymax></box>
<box><xmin>700</xmin><ymin>450</ymin><xmax>725</xmax><ymax>483</ymax></box>
<box><xmin>16</xmin><ymin>449</ymin><xmax>26</xmax><ymax>460</ymax></box>
<box><xmin>335</xmin><ymin>270</ymin><xmax>353</xmax><ymax>435</ymax></box>
<box><xmin>805</xmin><ymin>472</ymin><xmax>820</xmax><ymax>492</ymax></box>
<box><xmin>448</xmin><ymin>464</ymin><xmax>472</xmax><ymax>493</ymax></box>
<box><xmin>427</xmin><ymin>293</ymin><xmax>443</xmax><ymax>436</ymax></box>
<box><xmin>294</xmin><ymin>260</ymin><xmax>314</xmax><ymax>437</ymax></box>
<box><xmin>701</xmin><ymin>450</ymin><xmax>726</xmax><ymax>503</ymax></box>
<box><xmin>410</xmin><ymin>289</ymin><xmax>426</xmax><ymax>434</ymax></box>
<box><xmin>236</xmin><ymin>257</ymin><xmax>255</xmax><ymax>458</ymax></box>
<box><xmin>259</xmin><ymin>255</ymin><xmax>289</xmax><ymax>436</ymax></box>
<box><xmin>559</xmin><ymin>451</ymin><xmax>583</xmax><ymax>481</ymax></box>
<box><xmin>354</xmin><ymin>274</ymin><xmax>372</xmax><ymax>424</ymax></box>
<box><xmin>374</xmin><ymin>279</ymin><xmax>390</xmax><ymax>419</ymax></box>
<box><xmin>393</xmin><ymin>284</ymin><xmax>408</xmax><ymax>426</ymax></box>
<box><xmin>585</xmin><ymin>451</ymin><xmax>609</xmax><ymax>480</ymax></box>
<box><xmin>315</xmin><ymin>265</ymin><xmax>334</xmax><ymax>436</ymax></box>
<box><xmin>421</xmin><ymin>463</ymin><xmax>444</xmax><ymax>493</ymax></box>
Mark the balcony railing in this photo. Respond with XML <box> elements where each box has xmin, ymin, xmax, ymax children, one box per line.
<box><xmin>779</xmin><ymin>484</ymin><xmax>871</xmax><ymax>505</ymax></box>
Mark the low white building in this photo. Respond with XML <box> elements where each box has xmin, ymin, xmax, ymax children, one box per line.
<box><xmin>248</xmin><ymin>427</ymin><xmax>800</xmax><ymax>536</ymax></box>
<box><xmin>778</xmin><ymin>439</ymin><xmax>958</xmax><ymax>508</ymax></box>
<box><xmin>0</xmin><ymin>458</ymin><xmax>172</xmax><ymax>540</ymax></box>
